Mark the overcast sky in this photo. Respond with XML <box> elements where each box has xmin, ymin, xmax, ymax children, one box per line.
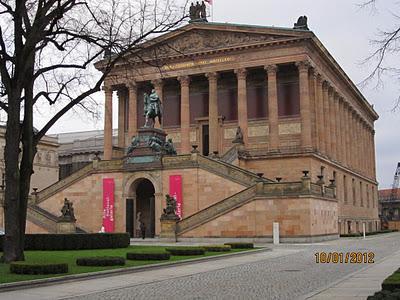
<box><xmin>39</xmin><ymin>0</ymin><xmax>399</xmax><ymax>189</ymax></box>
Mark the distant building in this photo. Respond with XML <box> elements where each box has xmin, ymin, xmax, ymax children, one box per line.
<box><xmin>50</xmin><ymin>129</ymin><xmax>117</xmax><ymax>179</ymax></box>
<box><xmin>0</xmin><ymin>125</ymin><xmax>59</xmax><ymax>231</ymax></box>
<box><xmin>378</xmin><ymin>188</ymin><xmax>400</xmax><ymax>223</ymax></box>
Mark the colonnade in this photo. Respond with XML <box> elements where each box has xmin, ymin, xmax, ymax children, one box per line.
<box><xmin>102</xmin><ymin>60</ymin><xmax>375</xmax><ymax>179</ymax></box>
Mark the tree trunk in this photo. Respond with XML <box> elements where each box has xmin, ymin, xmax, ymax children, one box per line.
<box><xmin>2</xmin><ymin>93</ymin><xmax>23</xmax><ymax>262</ymax></box>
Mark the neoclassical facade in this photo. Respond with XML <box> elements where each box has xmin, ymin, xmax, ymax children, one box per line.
<box><xmin>97</xmin><ymin>21</ymin><xmax>379</xmax><ymax>234</ymax></box>
<box><xmin>23</xmin><ymin>20</ymin><xmax>379</xmax><ymax>240</ymax></box>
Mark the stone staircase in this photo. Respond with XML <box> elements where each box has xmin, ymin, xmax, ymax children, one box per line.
<box><xmin>36</xmin><ymin>160</ymin><xmax>123</xmax><ymax>204</ymax></box>
<box><xmin>163</xmin><ymin>154</ymin><xmax>273</xmax><ymax>187</ymax></box>
<box><xmin>27</xmin><ymin>204</ymin><xmax>87</xmax><ymax>233</ymax></box>
<box><xmin>176</xmin><ymin>185</ymin><xmax>258</xmax><ymax>235</ymax></box>
<box><xmin>220</xmin><ymin>145</ymin><xmax>239</xmax><ymax>164</ymax></box>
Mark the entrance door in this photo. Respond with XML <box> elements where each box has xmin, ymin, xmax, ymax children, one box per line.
<box><xmin>126</xmin><ymin>198</ymin><xmax>134</xmax><ymax>237</ymax></box>
<box><xmin>135</xmin><ymin>179</ymin><xmax>156</xmax><ymax>238</ymax></box>
<box><xmin>202</xmin><ymin>124</ymin><xmax>209</xmax><ymax>156</ymax></box>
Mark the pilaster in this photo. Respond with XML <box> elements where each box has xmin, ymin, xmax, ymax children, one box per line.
<box><xmin>322</xmin><ymin>81</ymin><xmax>331</xmax><ymax>157</ymax></box>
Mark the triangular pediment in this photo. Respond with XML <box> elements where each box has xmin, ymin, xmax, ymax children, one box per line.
<box><xmin>136</xmin><ymin>23</ymin><xmax>311</xmax><ymax>59</ymax></box>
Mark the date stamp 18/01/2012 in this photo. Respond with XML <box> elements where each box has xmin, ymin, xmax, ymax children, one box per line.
<box><xmin>315</xmin><ymin>252</ymin><xmax>375</xmax><ymax>264</ymax></box>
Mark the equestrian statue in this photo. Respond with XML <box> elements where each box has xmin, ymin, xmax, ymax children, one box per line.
<box><xmin>144</xmin><ymin>89</ymin><xmax>162</xmax><ymax>128</ymax></box>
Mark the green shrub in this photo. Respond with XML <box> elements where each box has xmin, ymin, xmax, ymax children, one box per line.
<box><xmin>10</xmin><ymin>262</ymin><xmax>68</xmax><ymax>275</ymax></box>
<box><xmin>166</xmin><ymin>247</ymin><xmax>205</xmax><ymax>256</ymax></box>
<box><xmin>76</xmin><ymin>256</ymin><xmax>125</xmax><ymax>266</ymax></box>
<box><xmin>126</xmin><ymin>252</ymin><xmax>170</xmax><ymax>261</ymax></box>
<box><xmin>0</xmin><ymin>233</ymin><xmax>130</xmax><ymax>251</ymax></box>
<box><xmin>340</xmin><ymin>233</ymin><xmax>362</xmax><ymax>237</ymax></box>
<box><xmin>224</xmin><ymin>242</ymin><xmax>254</xmax><ymax>249</ymax></box>
<box><xmin>203</xmin><ymin>245</ymin><xmax>231</xmax><ymax>252</ymax></box>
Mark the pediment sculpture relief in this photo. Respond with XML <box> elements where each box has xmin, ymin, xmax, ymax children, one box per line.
<box><xmin>141</xmin><ymin>30</ymin><xmax>286</xmax><ymax>58</ymax></box>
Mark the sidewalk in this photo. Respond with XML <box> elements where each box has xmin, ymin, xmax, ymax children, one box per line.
<box><xmin>307</xmin><ymin>250</ymin><xmax>400</xmax><ymax>299</ymax></box>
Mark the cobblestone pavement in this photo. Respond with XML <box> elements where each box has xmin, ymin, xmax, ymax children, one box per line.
<box><xmin>63</xmin><ymin>233</ymin><xmax>400</xmax><ymax>300</ymax></box>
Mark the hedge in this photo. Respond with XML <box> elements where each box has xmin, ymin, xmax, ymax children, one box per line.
<box><xmin>224</xmin><ymin>242</ymin><xmax>254</xmax><ymax>249</ymax></box>
<box><xmin>126</xmin><ymin>252</ymin><xmax>170</xmax><ymax>261</ymax></box>
<box><xmin>76</xmin><ymin>256</ymin><xmax>125</xmax><ymax>266</ymax></box>
<box><xmin>10</xmin><ymin>262</ymin><xmax>68</xmax><ymax>275</ymax></box>
<box><xmin>0</xmin><ymin>233</ymin><xmax>130</xmax><ymax>251</ymax></box>
<box><xmin>341</xmin><ymin>229</ymin><xmax>398</xmax><ymax>238</ymax></box>
<box><xmin>203</xmin><ymin>245</ymin><xmax>231</xmax><ymax>252</ymax></box>
<box><xmin>368</xmin><ymin>268</ymin><xmax>400</xmax><ymax>298</ymax></box>
<box><xmin>166</xmin><ymin>247</ymin><xmax>205</xmax><ymax>256</ymax></box>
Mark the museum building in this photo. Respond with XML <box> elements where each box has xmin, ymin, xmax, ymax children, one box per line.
<box><xmin>22</xmin><ymin>17</ymin><xmax>379</xmax><ymax>241</ymax></box>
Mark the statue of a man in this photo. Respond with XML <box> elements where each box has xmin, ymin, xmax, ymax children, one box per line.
<box><xmin>200</xmin><ymin>1</ymin><xmax>207</xmax><ymax>19</ymax></box>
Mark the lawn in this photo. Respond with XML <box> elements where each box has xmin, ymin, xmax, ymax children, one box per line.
<box><xmin>0</xmin><ymin>246</ymin><xmax>250</xmax><ymax>284</ymax></box>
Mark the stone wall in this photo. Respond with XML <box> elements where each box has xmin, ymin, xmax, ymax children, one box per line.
<box><xmin>180</xmin><ymin>196</ymin><xmax>338</xmax><ymax>239</ymax></box>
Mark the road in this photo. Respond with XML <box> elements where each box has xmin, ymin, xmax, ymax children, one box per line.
<box><xmin>1</xmin><ymin>233</ymin><xmax>400</xmax><ymax>300</ymax></box>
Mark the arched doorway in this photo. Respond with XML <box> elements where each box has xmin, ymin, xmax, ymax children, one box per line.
<box><xmin>126</xmin><ymin>178</ymin><xmax>155</xmax><ymax>238</ymax></box>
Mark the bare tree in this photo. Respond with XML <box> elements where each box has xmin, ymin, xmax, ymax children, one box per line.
<box><xmin>0</xmin><ymin>0</ymin><xmax>188</xmax><ymax>262</ymax></box>
<box><xmin>359</xmin><ymin>0</ymin><xmax>400</xmax><ymax>109</ymax></box>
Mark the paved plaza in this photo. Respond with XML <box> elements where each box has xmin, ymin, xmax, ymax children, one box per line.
<box><xmin>1</xmin><ymin>233</ymin><xmax>400</xmax><ymax>300</ymax></box>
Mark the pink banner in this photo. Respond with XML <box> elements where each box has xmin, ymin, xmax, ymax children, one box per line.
<box><xmin>169</xmin><ymin>175</ymin><xmax>183</xmax><ymax>219</ymax></box>
<box><xmin>102</xmin><ymin>178</ymin><xmax>115</xmax><ymax>232</ymax></box>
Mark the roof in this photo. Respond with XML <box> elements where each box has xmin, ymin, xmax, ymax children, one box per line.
<box><xmin>379</xmin><ymin>188</ymin><xmax>400</xmax><ymax>201</ymax></box>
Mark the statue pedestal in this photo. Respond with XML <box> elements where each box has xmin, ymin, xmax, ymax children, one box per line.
<box><xmin>125</xmin><ymin>127</ymin><xmax>176</xmax><ymax>170</ymax></box>
<box><xmin>56</xmin><ymin>220</ymin><xmax>76</xmax><ymax>234</ymax></box>
<box><xmin>159</xmin><ymin>217</ymin><xmax>178</xmax><ymax>242</ymax></box>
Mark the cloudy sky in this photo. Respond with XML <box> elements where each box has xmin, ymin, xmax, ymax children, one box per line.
<box><xmin>40</xmin><ymin>0</ymin><xmax>400</xmax><ymax>189</ymax></box>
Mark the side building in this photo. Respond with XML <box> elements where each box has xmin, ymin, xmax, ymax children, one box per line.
<box><xmin>0</xmin><ymin>125</ymin><xmax>59</xmax><ymax>231</ymax></box>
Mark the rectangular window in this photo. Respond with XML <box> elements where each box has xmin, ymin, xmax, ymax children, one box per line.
<box><xmin>277</xmin><ymin>65</ymin><xmax>300</xmax><ymax>117</ymax></box>
<box><xmin>247</xmin><ymin>69</ymin><xmax>267</xmax><ymax>120</ymax></box>
<box><xmin>352</xmin><ymin>178</ymin><xmax>356</xmax><ymax>206</ymax></box>
<box><xmin>360</xmin><ymin>181</ymin><xmax>363</xmax><ymax>207</ymax></box>
<box><xmin>343</xmin><ymin>175</ymin><xmax>348</xmax><ymax>204</ymax></box>
<box><xmin>366</xmin><ymin>184</ymin><xmax>370</xmax><ymax>208</ymax></box>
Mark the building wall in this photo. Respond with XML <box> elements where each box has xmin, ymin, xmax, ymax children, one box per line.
<box><xmin>181</xmin><ymin>197</ymin><xmax>337</xmax><ymax>239</ymax></box>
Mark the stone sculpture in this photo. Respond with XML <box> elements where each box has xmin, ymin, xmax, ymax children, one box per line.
<box><xmin>60</xmin><ymin>198</ymin><xmax>76</xmax><ymax>222</ymax></box>
<box><xmin>189</xmin><ymin>1</ymin><xmax>207</xmax><ymax>22</ymax></box>
<box><xmin>161</xmin><ymin>194</ymin><xmax>179</xmax><ymax>220</ymax></box>
<box><xmin>144</xmin><ymin>89</ymin><xmax>162</xmax><ymax>128</ymax></box>
<box><xmin>293</xmin><ymin>16</ymin><xmax>309</xmax><ymax>30</ymax></box>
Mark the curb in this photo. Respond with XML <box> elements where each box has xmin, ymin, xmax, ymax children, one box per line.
<box><xmin>0</xmin><ymin>247</ymin><xmax>270</xmax><ymax>293</ymax></box>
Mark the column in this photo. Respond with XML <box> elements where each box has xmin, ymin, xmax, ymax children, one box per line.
<box><xmin>206</xmin><ymin>72</ymin><xmax>219</xmax><ymax>154</ymax></box>
<box><xmin>235</xmin><ymin>68</ymin><xmax>248</xmax><ymax>144</ymax></box>
<box><xmin>354</xmin><ymin>114</ymin><xmax>360</xmax><ymax>172</ymax></box>
<box><xmin>339</xmin><ymin>97</ymin><xmax>345</xmax><ymax>164</ymax></box>
<box><xmin>316</xmin><ymin>75</ymin><xmax>326</xmax><ymax>154</ymax></box>
<box><xmin>334</xmin><ymin>93</ymin><xmax>341</xmax><ymax>162</ymax></box>
<box><xmin>371</xmin><ymin>129</ymin><xmax>376</xmax><ymax>178</ymax></box>
<box><xmin>117</xmin><ymin>89</ymin><xmax>126</xmax><ymax>148</ymax></box>
<box><xmin>329</xmin><ymin>88</ymin><xmax>337</xmax><ymax>160</ymax></box>
<box><xmin>265</xmin><ymin>65</ymin><xmax>279</xmax><ymax>151</ymax></box>
<box><xmin>350</xmin><ymin>108</ymin><xmax>356</xmax><ymax>170</ymax></box>
<box><xmin>103</xmin><ymin>86</ymin><xmax>113</xmax><ymax>160</ymax></box>
<box><xmin>296</xmin><ymin>61</ymin><xmax>312</xmax><ymax>150</ymax></box>
<box><xmin>152</xmin><ymin>79</ymin><xmax>164</xmax><ymax>129</ymax></box>
<box><xmin>179</xmin><ymin>76</ymin><xmax>191</xmax><ymax>154</ymax></box>
<box><xmin>309</xmin><ymin>69</ymin><xmax>318</xmax><ymax>150</ymax></box>
<box><xmin>344</xmin><ymin>102</ymin><xmax>350</xmax><ymax>167</ymax></box>
<box><xmin>323</xmin><ymin>81</ymin><xmax>331</xmax><ymax>157</ymax></box>
<box><xmin>127</xmin><ymin>82</ymin><xmax>137</xmax><ymax>140</ymax></box>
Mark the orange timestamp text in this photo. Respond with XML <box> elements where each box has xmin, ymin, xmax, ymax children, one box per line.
<box><xmin>315</xmin><ymin>252</ymin><xmax>375</xmax><ymax>264</ymax></box>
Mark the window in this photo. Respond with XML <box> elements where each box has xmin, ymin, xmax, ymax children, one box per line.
<box><xmin>277</xmin><ymin>65</ymin><xmax>300</xmax><ymax>117</ymax></box>
<box><xmin>360</xmin><ymin>182</ymin><xmax>363</xmax><ymax>207</ymax></box>
<box><xmin>352</xmin><ymin>178</ymin><xmax>356</xmax><ymax>206</ymax></box>
<box><xmin>366</xmin><ymin>184</ymin><xmax>370</xmax><ymax>208</ymax></box>
<box><xmin>343</xmin><ymin>175</ymin><xmax>348</xmax><ymax>204</ymax></box>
